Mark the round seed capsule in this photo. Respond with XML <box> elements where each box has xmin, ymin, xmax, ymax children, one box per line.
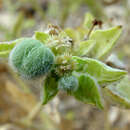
<box><xmin>58</xmin><ymin>75</ymin><xmax>79</xmax><ymax>93</ymax></box>
<box><xmin>9</xmin><ymin>38</ymin><xmax>55</xmax><ymax>79</ymax></box>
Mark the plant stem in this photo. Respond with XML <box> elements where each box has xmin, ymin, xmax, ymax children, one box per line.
<box><xmin>26</xmin><ymin>101</ymin><xmax>43</xmax><ymax>121</ymax></box>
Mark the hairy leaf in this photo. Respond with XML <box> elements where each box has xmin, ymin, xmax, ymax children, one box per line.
<box><xmin>65</xmin><ymin>28</ymin><xmax>88</xmax><ymax>42</ymax></box>
<box><xmin>73</xmin><ymin>73</ymin><xmax>103</xmax><ymax>109</ymax></box>
<box><xmin>89</xmin><ymin>26</ymin><xmax>122</xmax><ymax>59</ymax></box>
<box><xmin>83</xmin><ymin>12</ymin><xmax>94</xmax><ymax>29</ymax></box>
<box><xmin>0</xmin><ymin>38</ymin><xmax>26</xmax><ymax>58</ymax></box>
<box><xmin>43</xmin><ymin>76</ymin><xmax>58</xmax><ymax>105</ymax></box>
<box><xmin>72</xmin><ymin>56</ymin><xmax>127</xmax><ymax>84</ymax></box>
<box><xmin>35</xmin><ymin>32</ymin><xmax>49</xmax><ymax>44</ymax></box>
<box><xmin>77</xmin><ymin>40</ymin><xmax>96</xmax><ymax>56</ymax></box>
<box><xmin>103</xmin><ymin>76</ymin><xmax>130</xmax><ymax>108</ymax></box>
<box><xmin>0</xmin><ymin>51</ymin><xmax>10</xmax><ymax>58</ymax></box>
<box><xmin>65</xmin><ymin>28</ymin><xmax>79</xmax><ymax>42</ymax></box>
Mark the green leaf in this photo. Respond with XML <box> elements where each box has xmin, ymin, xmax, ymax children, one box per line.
<box><xmin>72</xmin><ymin>56</ymin><xmax>127</xmax><ymax>84</ymax></box>
<box><xmin>77</xmin><ymin>40</ymin><xmax>96</xmax><ymax>56</ymax></box>
<box><xmin>89</xmin><ymin>26</ymin><xmax>122</xmax><ymax>59</ymax></box>
<box><xmin>65</xmin><ymin>28</ymin><xmax>88</xmax><ymax>42</ymax></box>
<box><xmin>73</xmin><ymin>73</ymin><xmax>103</xmax><ymax>109</ymax></box>
<box><xmin>83</xmin><ymin>12</ymin><xmax>94</xmax><ymax>29</ymax></box>
<box><xmin>0</xmin><ymin>39</ymin><xmax>22</xmax><ymax>51</ymax></box>
<box><xmin>0</xmin><ymin>50</ymin><xmax>10</xmax><ymax>58</ymax></box>
<box><xmin>64</xmin><ymin>28</ymin><xmax>79</xmax><ymax>42</ymax></box>
<box><xmin>35</xmin><ymin>31</ymin><xmax>49</xmax><ymax>44</ymax></box>
<box><xmin>0</xmin><ymin>38</ymin><xmax>25</xmax><ymax>58</ymax></box>
<box><xmin>43</xmin><ymin>76</ymin><xmax>58</xmax><ymax>105</ymax></box>
<box><xmin>102</xmin><ymin>76</ymin><xmax>130</xmax><ymax>108</ymax></box>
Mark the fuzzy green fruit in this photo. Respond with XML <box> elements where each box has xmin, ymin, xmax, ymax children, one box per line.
<box><xmin>9</xmin><ymin>38</ymin><xmax>55</xmax><ymax>79</ymax></box>
<box><xmin>58</xmin><ymin>75</ymin><xmax>79</xmax><ymax>93</ymax></box>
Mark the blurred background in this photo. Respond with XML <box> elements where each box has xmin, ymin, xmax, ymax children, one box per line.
<box><xmin>0</xmin><ymin>0</ymin><xmax>130</xmax><ymax>130</ymax></box>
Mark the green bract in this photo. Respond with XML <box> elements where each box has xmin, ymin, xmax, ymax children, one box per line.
<box><xmin>9</xmin><ymin>38</ymin><xmax>55</xmax><ymax>79</ymax></box>
<box><xmin>43</xmin><ymin>76</ymin><xmax>58</xmax><ymax>105</ymax></box>
<box><xmin>73</xmin><ymin>73</ymin><xmax>103</xmax><ymax>109</ymax></box>
<box><xmin>58</xmin><ymin>75</ymin><xmax>79</xmax><ymax>93</ymax></box>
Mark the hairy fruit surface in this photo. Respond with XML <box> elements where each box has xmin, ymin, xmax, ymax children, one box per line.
<box><xmin>9</xmin><ymin>38</ymin><xmax>55</xmax><ymax>79</ymax></box>
<box><xmin>58</xmin><ymin>75</ymin><xmax>79</xmax><ymax>93</ymax></box>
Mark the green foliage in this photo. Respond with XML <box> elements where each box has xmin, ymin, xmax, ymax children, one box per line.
<box><xmin>103</xmin><ymin>76</ymin><xmax>130</xmax><ymax>108</ymax></box>
<box><xmin>43</xmin><ymin>76</ymin><xmax>58</xmax><ymax>105</ymax></box>
<box><xmin>58</xmin><ymin>75</ymin><xmax>79</xmax><ymax>93</ymax></box>
<box><xmin>9</xmin><ymin>38</ymin><xmax>55</xmax><ymax>79</ymax></box>
<box><xmin>0</xmin><ymin>38</ymin><xmax>25</xmax><ymax>58</ymax></box>
<box><xmin>73</xmin><ymin>73</ymin><xmax>103</xmax><ymax>109</ymax></box>
<box><xmin>35</xmin><ymin>32</ymin><xmax>49</xmax><ymax>44</ymax></box>
<box><xmin>83</xmin><ymin>12</ymin><xmax>94</xmax><ymax>29</ymax></box>
<box><xmin>76</xmin><ymin>40</ymin><xmax>96</xmax><ymax>56</ymax></box>
<box><xmin>65</xmin><ymin>28</ymin><xmax>87</xmax><ymax>42</ymax></box>
<box><xmin>0</xmin><ymin>50</ymin><xmax>10</xmax><ymax>58</ymax></box>
<box><xmin>72</xmin><ymin>56</ymin><xmax>127</xmax><ymax>84</ymax></box>
<box><xmin>0</xmin><ymin>12</ymin><xmax>129</xmax><ymax>109</ymax></box>
<box><xmin>64</xmin><ymin>28</ymin><xmax>79</xmax><ymax>42</ymax></box>
<box><xmin>89</xmin><ymin>26</ymin><xmax>122</xmax><ymax>59</ymax></box>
